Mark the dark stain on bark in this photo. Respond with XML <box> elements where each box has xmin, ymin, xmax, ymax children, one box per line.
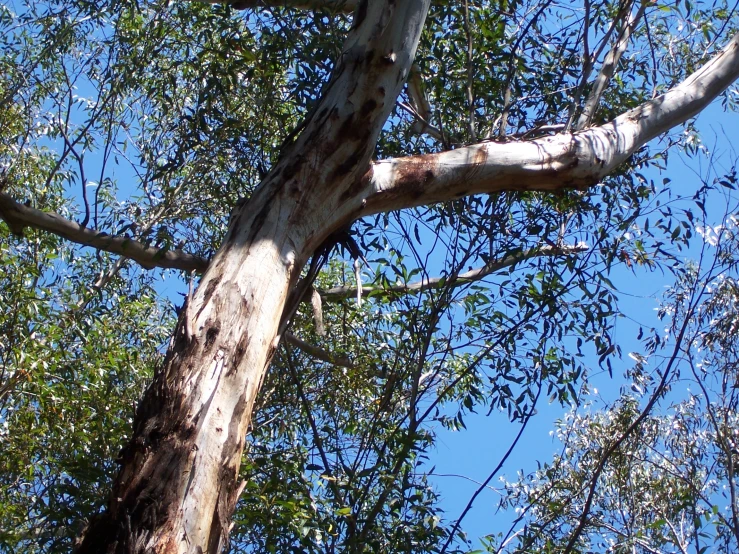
<box><xmin>354</xmin><ymin>0</ymin><xmax>368</xmax><ymax>29</ymax></box>
<box><xmin>340</xmin><ymin>165</ymin><xmax>374</xmax><ymax>202</ymax></box>
<box><xmin>242</xmin><ymin>186</ymin><xmax>279</xmax><ymax>245</ymax></box>
<box><xmin>204</xmin><ymin>325</ymin><xmax>220</xmax><ymax>351</ymax></box>
<box><xmin>337</xmin><ymin>112</ymin><xmax>356</xmax><ymax>138</ymax></box>
<box><xmin>361</xmin><ymin>98</ymin><xmax>378</xmax><ymax>117</ymax></box>
<box><xmin>201</xmin><ymin>279</ymin><xmax>220</xmax><ymax>309</ymax></box>
<box><xmin>337</xmin><ymin>112</ymin><xmax>373</xmax><ymax>144</ymax></box>
<box><xmin>288</xmin><ymin>180</ymin><xmax>302</xmax><ymax>198</ymax></box>
<box><xmin>396</xmin><ymin>163</ymin><xmax>436</xmax><ymax>199</ymax></box>
<box><xmin>281</xmin><ymin>154</ymin><xmax>304</xmax><ymax>181</ymax></box>
<box><xmin>366</xmin><ymin>158</ymin><xmax>439</xmax><ymax>206</ymax></box>
<box><xmin>331</xmin><ymin>150</ymin><xmax>362</xmax><ymax>180</ymax></box>
<box><xmin>228</xmin><ymin>332</ymin><xmax>250</xmax><ymax>376</ymax></box>
<box><xmin>224</xmin><ymin>394</ymin><xmax>248</xmax><ymax>463</ymax></box>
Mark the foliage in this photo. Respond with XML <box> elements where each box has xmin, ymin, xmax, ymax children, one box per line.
<box><xmin>1</xmin><ymin>0</ymin><xmax>739</xmax><ymax>552</ymax></box>
<box><xmin>497</xmin><ymin>183</ymin><xmax>739</xmax><ymax>553</ymax></box>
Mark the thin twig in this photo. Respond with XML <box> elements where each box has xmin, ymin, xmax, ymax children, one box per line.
<box><xmin>284</xmin><ymin>332</ymin><xmax>354</xmax><ymax>368</ymax></box>
<box><xmin>561</xmin><ymin>259</ymin><xmax>708</xmax><ymax>553</ymax></box>
<box><xmin>575</xmin><ymin>0</ymin><xmax>647</xmax><ymax>130</ymax></box>
<box><xmin>439</xmin><ymin>383</ymin><xmax>543</xmax><ymax>554</ymax></box>
<box><xmin>318</xmin><ymin>244</ymin><xmax>587</xmax><ymax>303</ymax></box>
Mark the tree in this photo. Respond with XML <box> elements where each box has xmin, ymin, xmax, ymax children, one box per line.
<box><xmin>498</xmin><ymin>192</ymin><xmax>739</xmax><ymax>553</ymax></box>
<box><xmin>2</xmin><ymin>0</ymin><xmax>739</xmax><ymax>551</ymax></box>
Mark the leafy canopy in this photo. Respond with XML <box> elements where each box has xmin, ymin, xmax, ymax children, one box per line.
<box><xmin>1</xmin><ymin>0</ymin><xmax>738</xmax><ymax>552</ymax></box>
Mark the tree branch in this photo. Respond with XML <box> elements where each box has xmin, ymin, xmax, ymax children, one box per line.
<box><xmin>284</xmin><ymin>332</ymin><xmax>354</xmax><ymax>367</ymax></box>
<box><xmin>398</xmin><ymin>101</ymin><xmax>444</xmax><ymax>141</ymax></box>
<box><xmin>566</xmin><ymin>0</ymin><xmax>633</xmax><ymax>130</ymax></box>
<box><xmin>0</xmin><ymin>192</ymin><xmax>208</xmax><ymax>273</ymax></box>
<box><xmin>196</xmin><ymin>0</ymin><xmax>357</xmax><ymax>12</ymax></box>
<box><xmin>575</xmin><ymin>0</ymin><xmax>647</xmax><ymax>130</ymax></box>
<box><xmin>318</xmin><ymin>244</ymin><xmax>587</xmax><ymax>302</ymax></box>
<box><xmin>359</xmin><ymin>32</ymin><xmax>739</xmax><ymax>216</ymax></box>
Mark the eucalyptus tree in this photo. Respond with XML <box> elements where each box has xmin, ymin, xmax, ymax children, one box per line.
<box><xmin>2</xmin><ymin>0</ymin><xmax>739</xmax><ymax>552</ymax></box>
<box><xmin>498</xmin><ymin>195</ymin><xmax>739</xmax><ymax>553</ymax></box>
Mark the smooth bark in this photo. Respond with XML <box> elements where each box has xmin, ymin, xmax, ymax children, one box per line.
<box><xmin>361</xmin><ymin>32</ymin><xmax>739</xmax><ymax>215</ymax></box>
<box><xmin>75</xmin><ymin>2</ymin><xmax>430</xmax><ymax>552</ymax></box>
<box><xmin>69</xmin><ymin>5</ymin><xmax>739</xmax><ymax>552</ymax></box>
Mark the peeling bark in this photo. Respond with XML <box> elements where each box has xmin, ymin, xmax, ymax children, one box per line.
<box><xmin>72</xmin><ymin>5</ymin><xmax>739</xmax><ymax>552</ymax></box>
<box><xmin>75</xmin><ymin>2</ymin><xmax>431</xmax><ymax>552</ymax></box>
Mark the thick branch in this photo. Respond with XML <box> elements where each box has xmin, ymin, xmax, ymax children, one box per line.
<box><xmin>0</xmin><ymin>192</ymin><xmax>208</xmax><ymax>273</ymax></box>
<box><xmin>359</xmin><ymin>32</ymin><xmax>739</xmax><ymax>215</ymax></box>
<box><xmin>318</xmin><ymin>244</ymin><xmax>587</xmax><ymax>302</ymax></box>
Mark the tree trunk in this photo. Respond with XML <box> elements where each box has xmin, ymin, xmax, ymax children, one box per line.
<box><xmin>75</xmin><ymin>1</ymin><xmax>431</xmax><ymax>552</ymax></box>
<box><xmin>70</xmin><ymin>0</ymin><xmax>739</xmax><ymax>548</ymax></box>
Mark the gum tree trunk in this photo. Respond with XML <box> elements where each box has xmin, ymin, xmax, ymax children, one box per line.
<box><xmin>75</xmin><ymin>2</ymin><xmax>431</xmax><ymax>552</ymax></box>
<box><xmin>70</xmin><ymin>0</ymin><xmax>739</xmax><ymax>550</ymax></box>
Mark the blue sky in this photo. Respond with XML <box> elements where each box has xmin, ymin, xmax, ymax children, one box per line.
<box><xmin>6</xmin><ymin>1</ymin><xmax>739</xmax><ymax>547</ymax></box>
<box><xmin>427</xmin><ymin>99</ymin><xmax>739</xmax><ymax>548</ymax></box>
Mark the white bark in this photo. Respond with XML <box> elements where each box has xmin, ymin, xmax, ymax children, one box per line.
<box><xmin>76</xmin><ymin>2</ymin><xmax>432</xmax><ymax>552</ymax></box>
<box><xmin>360</xmin><ymin>33</ymin><xmax>739</xmax><ymax>215</ymax></box>
<box><xmin>73</xmin><ymin>11</ymin><xmax>739</xmax><ymax>554</ymax></box>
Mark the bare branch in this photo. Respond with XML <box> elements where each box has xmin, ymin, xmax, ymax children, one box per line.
<box><xmin>398</xmin><ymin>101</ymin><xmax>444</xmax><ymax>141</ymax></box>
<box><xmin>318</xmin><ymin>244</ymin><xmax>587</xmax><ymax>303</ymax></box>
<box><xmin>407</xmin><ymin>65</ymin><xmax>432</xmax><ymax>122</ymax></box>
<box><xmin>575</xmin><ymin>0</ymin><xmax>648</xmax><ymax>130</ymax></box>
<box><xmin>463</xmin><ymin>0</ymin><xmax>476</xmax><ymax>141</ymax></box>
<box><xmin>196</xmin><ymin>0</ymin><xmax>356</xmax><ymax>12</ymax></box>
<box><xmin>405</xmin><ymin>65</ymin><xmax>445</xmax><ymax>140</ymax></box>
<box><xmin>284</xmin><ymin>332</ymin><xmax>354</xmax><ymax>367</ymax></box>
<box><xmin>360</xmin><ymin>32</ymin><xmax>739</xmax><ymax>216</ymax></box>
<box><xmin>498</xmin><ymin>0</ymin><xmax>555</xmax><ymax>138</ymax></box>
<box><xmin>0</xmin><ymin>192</ymin><xmax>208</xmax><ymax>273</ymax></box>
<box><xmin>567</xmin><ymin>0</ymin><xmax>634</xmax><ymax>130</ymax></box>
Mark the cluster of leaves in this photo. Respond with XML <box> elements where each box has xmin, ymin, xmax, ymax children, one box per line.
<box><xmin>1</xmin><ymin>0</ymin><xmax>739</xmax><ymax>552</ymax></box>
<box><xmin>0</xmin><ymin>227</ymin><xmax>172</xmax><ymax>550</ymax></box>
<box><xmin>494</xmin><ymin>176</ymin><xmax>739</xmax><ymax>553</ymax></box>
